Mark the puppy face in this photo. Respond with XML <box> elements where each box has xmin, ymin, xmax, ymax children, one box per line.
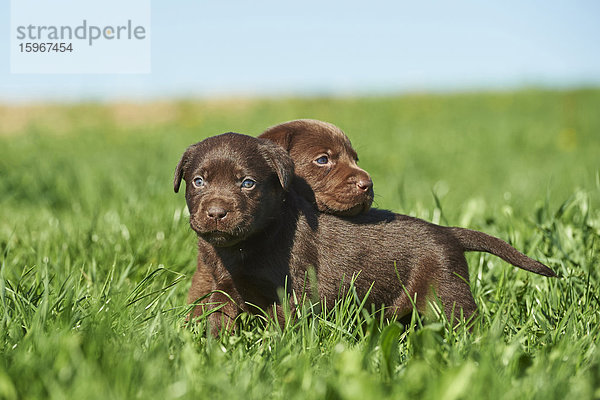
<box><xmin>174</xmin><ymin>133</ymin><xmax>294</xmax><ymax>247</ymax></box>
<box><xmin>259</xmin><ymin>119</ymin><xmax>373</xmax><ymax>216</ymax></box>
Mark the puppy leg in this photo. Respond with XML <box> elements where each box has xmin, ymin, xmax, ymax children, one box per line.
<box><xmin>206</xmin><ymin>292</ymin><xmax>240</xmax><ymax>335</ymax></box>
<box><xmin>435</xmin><ymin>258</ymin><xmax>478</xmax><ymax>326</ymax></box>
<box><xmin>187</xmin><ymin>267</ymin><xmax>215</xmax><ymax>320</ymax></box>
<box><xmin>187</xmin><ymin>267</ymin><xmax>240</xmax><ymax>336</ymax></box>
<box><xmin>203</xmin><ymin>276</ymin><xmax>244</xmax><ymax>336</ymax></box>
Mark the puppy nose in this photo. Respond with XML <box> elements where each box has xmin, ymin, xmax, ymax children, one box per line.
<box><xmin>207</xmin><ymin>206</ymin><xmax>228</xmax><ymax>220</ymax></box>
<box><xmin>357</xmin><ymin>179</ymin><xmax>373</xmax><ymax>192</ymax></box>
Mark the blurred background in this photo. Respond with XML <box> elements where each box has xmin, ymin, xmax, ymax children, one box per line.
<box><xmin>2</xmin><ymin>0</ymin><xmax>600</xmax><ymax>101</ymax></box>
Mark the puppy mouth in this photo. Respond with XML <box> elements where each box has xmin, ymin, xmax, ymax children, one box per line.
<box><xmin>332</xmin><ymin>200</ymin><xmax>372</xmax><ymax>217</ymax></box>
<box><xmin>199</xmin><ymin>231</ymin><xmax>243</xmax><ymax>247</ymax></box>
<box><xmin>318</xmin><ymin>191</ymin><xmax>373</xmax><ymax>216</ymax></box>
<box><xmin>190</xmin><ymin>219</ymin><xmax>246</xmax><ymax>247</ymax></box>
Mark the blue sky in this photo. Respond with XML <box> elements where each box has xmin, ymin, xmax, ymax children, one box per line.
<box><xmin>1</xmin><ymin>0</ymin><xmax>599</xmax><ymax>102</ymax></box>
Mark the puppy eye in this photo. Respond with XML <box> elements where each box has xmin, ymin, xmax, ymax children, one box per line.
<box><xmin>193</xmin><ymin>177</ymin><xmax>204</xmax><ymax>187</ymax></box>
<box><xmin>241</xmin><ymin>178</ymin><xmax>256</xmax><ymax>189</ymax></box>
<box><xmin>315</xmin><ymin>155</ymin><xmax>329</xmax><ymax>165</ymax></box>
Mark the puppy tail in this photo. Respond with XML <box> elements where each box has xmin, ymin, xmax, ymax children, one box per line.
<box><xmin>448</xmin><ymin>227</ymin><xmax>557</xmax><ymax>277</ymax></box>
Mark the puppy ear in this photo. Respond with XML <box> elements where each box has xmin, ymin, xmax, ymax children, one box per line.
<box><xmin>258</xmin><ymin>123</ymin><xmax>293</xmax><ymax>151</ymax></box>
<box><xmin>174</xmin><ymin>144</ymin><xmax>198</xmax><ymax>193</ymax></box>
<box><xmin>173</xmin><ymin>153</ymin><xmax>186</xmax><ymax>193</ymax></box>
<box><xmin>258</xmin><ymin>139</ymin><xmax>295</xmax><ymax>191</ymax></box>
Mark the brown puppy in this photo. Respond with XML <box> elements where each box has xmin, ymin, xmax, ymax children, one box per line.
<box><xmin>175</xmin><ymin>133</ymin><xmax>556</xmax><ymax>334</ymax></box>
<box><xmin>259</xmin><ymin>119</ymin><xmax>373</xmax><ymax>216</ymax></box>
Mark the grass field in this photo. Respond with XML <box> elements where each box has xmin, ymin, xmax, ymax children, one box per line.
<box><xmin>1</xmin><ymin>89</ymin><xmax>599</xmax><ymax>399</ymax></box>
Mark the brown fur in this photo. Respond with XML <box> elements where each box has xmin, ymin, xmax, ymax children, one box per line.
<box><xmin>259</xmin><ymin>119</ymin><xmax>373</xmax><ymax>216</ymax></box>
<box><xmin>175</xmin><ymin>133</ymin><xmax>556</xmax><ymax>334</ymax></box>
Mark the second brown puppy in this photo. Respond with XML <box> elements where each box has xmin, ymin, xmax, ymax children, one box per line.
<box><xmin>260</xmin><ymin>119</ymin><xmax>373</xmax><ymax>216</ymax></box>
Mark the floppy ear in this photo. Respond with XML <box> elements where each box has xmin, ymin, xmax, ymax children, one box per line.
<box><xmin>258</xmin><ymin>139</ymin><xmax>295</xmax><ymax>191</ymax></box>
<box><xmin>173</xmin><ymin>152</ymin><xmax>186</xmax><ymax>193</ymax></box>
<box><xmin>174</xmin><ymin>144</ymin><xmax>198</xmax><ymax>193</ymax></box>
<box><xmin>258</xmin><ymin>123</ymin><xmax>294</xmax><ymax>151</ymax></box>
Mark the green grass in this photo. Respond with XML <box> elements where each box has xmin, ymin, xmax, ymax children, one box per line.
<box><xmin>1</xmin><ymin>88</ymin><xmax>599</xmax><ymax>399</ymax></box>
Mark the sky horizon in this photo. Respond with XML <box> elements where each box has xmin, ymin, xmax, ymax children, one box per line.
<box><xmin>1</xmin><ymin>0</ymin><xmax>599</xmax><ymax>103</ymax></box>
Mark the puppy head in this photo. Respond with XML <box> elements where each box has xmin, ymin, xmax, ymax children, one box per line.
<box><xmin>174</xmin><ymin>133</ymin><xmax>294</xmax><ymax>247</ymax></box>
<box><xmin>260</xmin><ymin>119</ymin><xmax>373</xmax><ymax>216</ymax></box>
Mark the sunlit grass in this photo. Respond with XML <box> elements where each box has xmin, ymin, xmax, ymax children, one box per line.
<box><xmin>0</xmin><ymin>89</ymin><xmax>599</xmax><ymax>399</ymax></box>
